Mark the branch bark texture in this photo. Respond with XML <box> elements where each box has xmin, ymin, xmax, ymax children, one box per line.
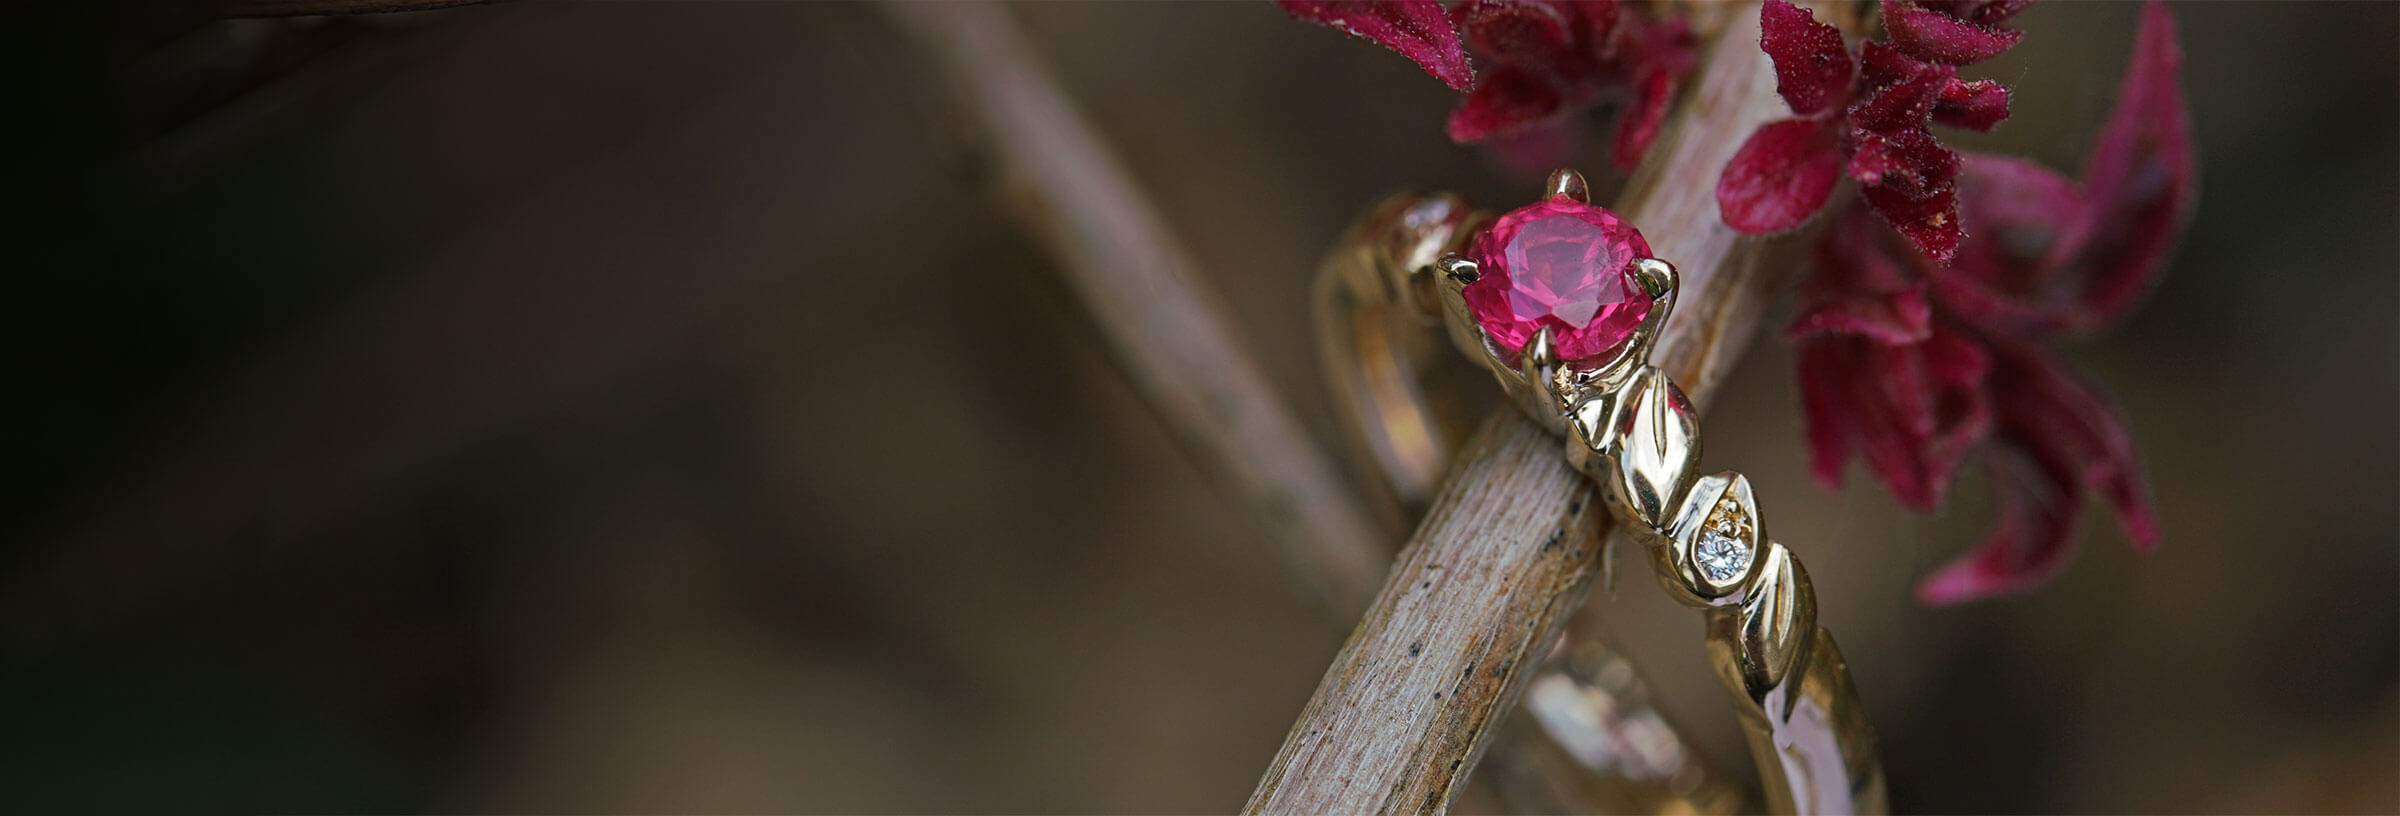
<box><xmin>1245</xmin><ymin>409</ymin><xmax>1607</xmax><ymax>813</ymax></box>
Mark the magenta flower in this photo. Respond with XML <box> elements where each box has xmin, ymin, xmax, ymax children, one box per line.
<box><xmin>1792</xmin><ymin>1</ymin><xmax>2194</xmax><ymax>604</ymax></box>
<box><xmin>1276</xmin><ymin>1</ymin><xmax>1477</xmax><ymax>91</ymax></box>
<box><xmin>1279</xmin><ymin>0</ymin><xmax>1696</xmax><ymax>172</ymax></box>
<box><xmin>1717</xmin><ymin>0</ymin><xmax>2027</xmax><ymax>263</ymax></box>
<box><xmin>1882</xmin><ymin>0</ymin><xmax>2031</xmax><ymax>65</ymax></box>
<box><xmin>1280</xmin><ymin>0</ymin><xmax>2194</xmax><ymax>604</ymax></box>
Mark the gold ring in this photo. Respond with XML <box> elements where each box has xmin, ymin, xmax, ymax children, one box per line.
<box><xmin>1317</xmin><ymin>168</ymin><xmax>1887</xmax><ymax>815</ymax></box>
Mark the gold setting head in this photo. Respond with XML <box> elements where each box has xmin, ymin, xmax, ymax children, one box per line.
<box><xmin>1545</xmin><ymin>168</ymin><xmax>1591</xmax><ymax>204</ymax></box>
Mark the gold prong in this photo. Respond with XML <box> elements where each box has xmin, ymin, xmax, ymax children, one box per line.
<box><xmin>1545</xmin><ymin>168</ymin><xmax>1590</xmax><ymax>204</ymax></box>
<box><xmin>1437</xmin><ymin>254</ymin><xmax>1480</xmax><ymax>285</ymax></box>
<box><xmin>1631</xmin><ymin>257</ymin><xmax>1678</xmax><ymax>298</ymax></box>
<box><xmin>1514</xmin><ymin>325</ymin><xmax>1571</xmax><ymax>411</ymax></box>
<box><xmin>1622</xmin><ymin>258</ymin><xmax>1679</xmax><ymax>357</ymax></box>
<box><xmin>1521</xmin><ymin>325</ymin><xmax>1562</xmax><ymax>373</ymax></box>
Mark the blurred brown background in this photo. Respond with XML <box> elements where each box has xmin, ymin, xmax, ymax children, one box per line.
<box><xmin>1</xmin><ymin>1</ymin><xmax>2392</xmax><ymax>813</ymax></box>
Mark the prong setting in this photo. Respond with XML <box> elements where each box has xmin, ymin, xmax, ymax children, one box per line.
<box><xmin>1437</xmin><ymin>254</ymin><xmax>1480</xmax><ymax>285</ymax></box>
<box><xmin>1630</xmin><ymin>257</ymin><xmax>1677</xmax><ymax>298</ymax></box>
<box><xmin>1514</xmin><ymin>325</ymin><xmax>1570</xmax><ymax>409</ymax></box>
<box><xmin>1545</xmin><ymin>168</ymin><xmax>1591</xmax><ymax>204</ymax></box>
<box><xmin>1520</xmin><ymin>325</ymin><xmax>1562</xmax><ymax>372</ymax></box>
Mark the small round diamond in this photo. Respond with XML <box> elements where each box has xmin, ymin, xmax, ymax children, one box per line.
<box><xmin>1695</xmin><ymin>530</ymin><xmax>1751</xmax><ymax>583</ymax></box>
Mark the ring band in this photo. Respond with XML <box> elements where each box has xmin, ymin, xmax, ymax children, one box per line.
<box><xmin>1313</xmin><ymin>191</ymin><xmax>1482</xmax><ymax>513</ymax></box>
<box><xmin>1316</xmin><ymin>170</ymin><xmax>1887</xmax><ymax>815</ymax></box>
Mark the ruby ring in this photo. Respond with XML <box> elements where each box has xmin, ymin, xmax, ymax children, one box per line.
<box><xmin>1316</xmin><ymin>168</ymin><xmax>1887</xmax><ymax>815</ymax></box>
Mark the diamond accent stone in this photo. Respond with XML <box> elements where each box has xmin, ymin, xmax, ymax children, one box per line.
<box><xmin>1695</xmin><ymin>530</ymin><xmax>1751</xmax><ymax>583</ymax></box>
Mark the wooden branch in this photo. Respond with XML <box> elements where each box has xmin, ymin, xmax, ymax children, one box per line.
<box><xmin>1245</xmin><ymin>4</ymin><xmax>1846</xmax><ymax>812</ymax></box>
<box><xmin>1246</xmin><ymin>409</ymin><xmax>1607</xmax><ymax>812</ymax></box>
<box><xmin>881</xmin><ymin>2</ymin><xmax>1389</xmax><ymax>610</ymax></box>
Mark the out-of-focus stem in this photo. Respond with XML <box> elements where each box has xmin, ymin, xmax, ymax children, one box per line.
<box><xmin>882</xmin><ymin>1</ymin><xmax>1390</xmax><ymax>611</ymax></box>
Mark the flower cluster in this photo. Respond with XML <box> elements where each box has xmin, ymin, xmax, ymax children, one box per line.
<box><xmin>1786</xmin><ymin>1</ymin><xmax>2194</xmax><ymax>603</ymax></box>
<box><xmin>1280</xmin><ymin>0</ymin><xmax>2194</xmax><ymax>603</ymax></box>
<box><xmin>1279</xmin><ymin>0</ymin><xmax>1694</xmax><ymax>171</ymax></box>
<box><xmin>1718</xmin><ymin>0</ymin><xmax>2030</xmax><ymax>263</ymax></box>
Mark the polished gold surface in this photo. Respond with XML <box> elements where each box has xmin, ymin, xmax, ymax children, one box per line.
<box><xmin>1313</xmin><ymin>192</ymin><xmax>1487</xmax><ymax>514</ymax></box>
<box><xmin>1316</xmin><ymin>169</ymin><xmax>1887</xmax><ymax>815</ymax></box>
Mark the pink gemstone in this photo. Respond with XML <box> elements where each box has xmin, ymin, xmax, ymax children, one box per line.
<box><xmin>1464</xmin><ymin>199</ymin><xmax>1655</xmax><ymax>363</ymax></box>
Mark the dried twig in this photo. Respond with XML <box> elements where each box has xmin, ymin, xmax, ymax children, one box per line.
<box><xmin>1243</xmin><ymin>4</ymin><xmax>1858</xmax><ymax>812</ymax></box>
<box><xmin>882</xmin><ymin>1</ymin><xmax>1390</xmax><ymax>610</ymax></box>
<box><xmin>1245</xmin><ymin>408</ymin><xmax>1608</xmax><ymax>813</ymax></box>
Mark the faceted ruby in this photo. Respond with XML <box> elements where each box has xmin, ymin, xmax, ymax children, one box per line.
<box><xmin>1463</xmin><ymin>198</ymin><xmax>1655</xmax><ymax>363</ymax></box>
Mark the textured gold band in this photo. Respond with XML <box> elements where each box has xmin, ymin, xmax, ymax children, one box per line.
<box><xmin>1317</xmin><ymin>172</ymin><xmax>1887</xmax><ymax>815</ymax></box>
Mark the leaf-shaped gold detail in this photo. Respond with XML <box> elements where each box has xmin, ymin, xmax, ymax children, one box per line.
<box><xmin>1597</xmin><ymin>367</ymin><xmax>1701</xmax><ymax>529</ymax></box>
<box><xmin>1658</xmin><ymin>471</ymin><xmax>1766</xmax><ymax>606</ymax></box>
<box><xmin>1705</xmin><ymin>541</ymin><xmax>1818</xmax><ymax>718</ymax></box>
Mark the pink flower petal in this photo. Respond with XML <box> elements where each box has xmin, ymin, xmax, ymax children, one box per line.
<box><xmin>1627</xmin><ymin>13</ymin><xmax>1698</xmax><ymax>75</ymax></box>
<box><xmin>1848</xmin><ymin>341</ymin><xmax>1945</xmax><ymax>508</ymax></box>
<box><xmin>1434</xmin><ymin>0</ymin><xmax>1694</xmax><ymax>161</ymax></box>
<box><xmin>1717</xmin><ymin>118</ymin><xmax>1845</xmax><ymax>233</ymax></box>
<box><xmin>1760</xmin><ymin>0</ymin><xmax>1855</xmax><ymax>117</ymax></box>
<box><xmin>1991</xmin><ymin>345</ymin><xmax>2158</xmax><ymax>550</ymax></box>
<box><xmin>1910</xmin><ymin>329</ymin><xmax>1995</xmax><ymax>480</ymax></box>
<box><xmin>1854</xmin><ymin>38</ymin><xmax>1918</xmax><ymax>89</ymax></box>
<box><xmin>1863</xmin><ymin>181</ymin><xmax>1961</xmax><ymax>265</ymax></box>
<box><xmin>2049</xmin><ymin>0</ymin><xmax>2197</xmax><ymax>331</ymax></box>
<box><xmin>1788</xmin><ymin>285</ymin><xmax>1933</xmax><ymax>344</ymax></box>
<box><xmin>1607</xmin><ymin>13</ymin><xmax>1695</xmax><ymax>169</ymax></box>
<box><xmin>1843</xmin><ymin>54</ymin><xmax>1974</xmax><ymax>267</ymax></box>
<box><xmin>1881</xmin><ymin>0</ymin><xmax>2025</xmax><ymax>65</ymax></box>
<box><xmin>1932</xmin><ymin>0</ymin><xmax>2035</xmax><ymax>28</ymax></box>
<box><xmin>1848</xmin><ymin>44</ymin><xmax>1956</xmax><ymax>133</ymax></box>
<box><xmin>1810</xmin><ymin>201</ymin><xmax>1920</xmax><ymax>292</ymax></box>
<box><xmin>1455</xmin><ymin>0</ymin><xmax>1589</xmax><ymax>81</ymax></box>
<box><xmin>1845</xmin><ymin>130</ymin><xmax>1914</xmax><ymax>188</ymax></box>
<box><xmin>1933</xmin><ymin>78</ymin><xmax>2011</xmax><ymax>131</ymax></box>
<box><xmin>1916</xmin><ymin>444</ymin><xmax>2078</xmax><ymax>604</ymax></box>
<box><xmin>1796</xmin><ymin>2</ymin><xmax>2183</xmax><ymax>607</ymax></box>
<box><xmin>1489</xmin><ymin>117</ymin><xmax>1580</xmax><ymax>176</ymax></box>
<box><xmin>1792</xmin><ymin>328</ymin><xmax>1993</xmax><ymax>511</ymax></box>
<box><xmin>1447</xmin><ymin>63</ymin><xmax>1567</xmax><ymax>142</ymax></box>
<box><xmin>1919</xmin><ymin>343</ymin><xmax>2156</xmax><ymax>605</ymax></box>
<box><xmin>1609</xmin><ymin>66</ymin><xmax>1675</xmax><ymax>171</ymax></box>
<box><xmin>1280</xmin><ymin>0</ymin><xmax>1478</xmax><ymax>91</ymax></box>
<box><xmin>1930</xmin><ymin>5</ymin><xmax>2191</xmax><ymax>336</ymax></box>
<box><xmin>1882</xmin><ymin>330</ymin><xmax>1993</xmax><ymax>507</ymax></box>
<box><xmin>1875</xmin><ymin>331</ymin><xmax>1939</xmax><ymax>440</ymax></box>
<box><xmin>1928</xmin><ymin>153</ymin><xmax>2087</xmax><ymax>336</ymax></box>
<box><xmin>1953</xmin><ymin>153</ymin><xmax>2082</xmax><ymax>228</ymax></box>
<box><xmin>1848</xmin><ymin>128</ymin><xmax>1953</xmax><ymax>197</ymax></box>
<box><xmin>1578</xmin><ymin>0</ymin><xmax>1625</xmax><ymax>57</ymax></box>
<box><xmin>1855</xmin><ymin>130</ymin><xmax>1964</xmax><ymax>264</ymax></box>
<box><xmin>1797</xmin><ymin>336</ymin><xmax>1863</xmax><ymax>489</ymax></box>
